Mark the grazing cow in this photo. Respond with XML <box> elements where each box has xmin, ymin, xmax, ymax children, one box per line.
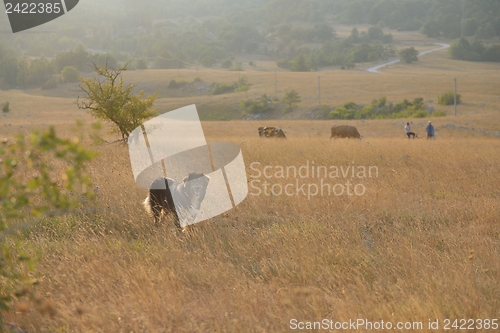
<box><xmin>258</xmin><ymin>126</ymin><xmax>286</xmax><ymax>138</ymax></box>
<box><xmin>330</xmin><ymin>125</ymin><xmax>362</xmax><ymax>139</ymax></box>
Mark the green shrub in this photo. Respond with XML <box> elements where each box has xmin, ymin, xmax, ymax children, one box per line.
<box><xmin>209</xmin><ymin>77</ymin><xmax>251</xmax><ymax>95</ymax></box>
<box><xmin>281</xmin><ymin>89</ymin><xmax>301</xmax><ymax>113</ymax></box>
<box><xmin>41</xmin><ymin>77</ymin><xmax>58</xmax><ymax>90</ymax></box>
<box><xmin>235</xmin><ymin>77</ymin><xmax>250</xmax><ymax>92</ymax></box>
<box><xmin>328</xmin><ymin>106</ymin><xmax>356</xmax><ymax>119</ymax></box>
<box><xmin>438</xmin><ymin>92</ymin><xmax>462</xmax><ymax>105</ymax></box>
<box><xmin>209</xmin><ymin>83</ymin><xmax>235</xmax><ymax>95</ymax></box>
<box><xmin>229</xmin><ymin>61</ymin><xmax>244</xmax><ymax>71</ymax></box>
<box><xmin>411</xmin><ymin>110</ymin><xmax>429</xmax><ymax>118</ymax></box>
<box><xmin>241</xmin><ymin>94</ymin><xmax>273</xmax><ymax>114</ymax></box>
<box><xmin>61</xmin><ymin>66</ymin><xmax>80</xmax><ymax>83</ymax></box>
<box><xmin>168</xmin><ymin>79</ymin><xmax>188</xmax><ymax>89</ymax></box>
<box><xmin>136</xmin><ymin>58</ymin><xmax>148</xmax><ymax>70</ymax></box>
<box><xmin>327</xmin><ymin>97</ymin><xmax>436</xmax><ymax>120</ymax></box>
<box><xmin>432</xmin><ymin>110</ymin><xmax>447</xmax><ymax>117</ymax></box>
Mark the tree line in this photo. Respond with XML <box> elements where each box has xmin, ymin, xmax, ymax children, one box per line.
<box><xmin>0</xmin><ymin>45</ymin><xmax>120</xmax><ymax>88</ymax></box>
<box><xmin>1</xmin><ymin>0</ymin><xmax>499</xmax><ymax>74</ymax></box>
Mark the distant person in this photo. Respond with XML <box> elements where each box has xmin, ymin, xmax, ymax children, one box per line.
<box><xmin>426</xmin><ymin>121</ymin><xmax>435</xmax><ymax>139</ymax></box>
<box><xmin>405</xmin><ymin>122</ymin><xmax>416</xmax><ymax>138</ymax></box>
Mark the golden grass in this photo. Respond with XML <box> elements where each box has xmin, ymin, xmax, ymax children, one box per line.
<box><xmin>4</xmin><ymin>126</ymin><xmax>500</xmax><ymax>332</ymax></box>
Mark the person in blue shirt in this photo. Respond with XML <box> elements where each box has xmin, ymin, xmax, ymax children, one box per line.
<box><xmin>426</xmin><ymin>121</ymin><xmax>435</xmax><ymax>139</ymax></box>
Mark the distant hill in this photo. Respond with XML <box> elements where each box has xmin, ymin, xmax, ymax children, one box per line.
<box><xmin>0</xmin><ymin>0</ymin><xmax>499</xmax><ymax>85</ymax></box>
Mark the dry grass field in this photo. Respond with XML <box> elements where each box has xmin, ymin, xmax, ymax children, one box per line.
<box><xmin>1</xmin><ymin>41</ymin><xmax>500</xmax><ymax>332</ymax></box>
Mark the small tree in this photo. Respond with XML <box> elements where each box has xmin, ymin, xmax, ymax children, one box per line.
<box><xmin>282</xmin><ymin>89</ymin><xmax>301</xmax><ymax>113</ymax></box>
<box><xmin>61</xmin><ymin>66</ymin><xmax>80</xmax><ymax>83</ymax></box>
<box><xmin>399</xmin><ymin>47</ymin><xmax>419</xmax><ymax>63</ymax></box>
<box><xmin>78</xmin><ymin>64</ymin><xmax>158</xmax><ymax>140</ymax></box>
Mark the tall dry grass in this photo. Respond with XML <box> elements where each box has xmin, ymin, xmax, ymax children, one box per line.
<box><xmin>1</xmin><ymin>45</ymin><xmax>499</xmax><ymax>331</ymax></box>
<box><xmin>5</xmin><ymin>125</ymin><xmax>499</xmax><ymax>332</ymax></box>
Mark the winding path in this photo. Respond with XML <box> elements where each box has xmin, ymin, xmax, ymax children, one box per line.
<box><xmin>367</xmin><ymin>43</ymin><xmax>450</xmax><ymax>73</ymax></box>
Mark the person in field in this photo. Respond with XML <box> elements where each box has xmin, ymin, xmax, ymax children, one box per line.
<box><xmin>405</xmin><ymin>122</ymin><xmax>416</xmax><ymax>138</ymax></box>
<box><xmin>426</xmin><ymin>121</ymin><xmax>435</xmax><ymax>139</ymax></box>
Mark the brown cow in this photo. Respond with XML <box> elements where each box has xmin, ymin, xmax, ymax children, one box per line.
<box><xmin>258</xmin><ymin>127</ymin><xmax>286</xmax><ymax>138</ymax></box>
<box><xmin>330</xmin><ymin>125</ymin><xmax>362</xmax><ymax>139</ymax></box>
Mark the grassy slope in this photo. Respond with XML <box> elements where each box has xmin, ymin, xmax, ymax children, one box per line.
<box><xmin>1</xmin><ymin>29</ymin><xmax>500</xmax><ymax>332</ymax></box>
<box><xmin>6</xmin><ymin>134</ymin><xmax>500</xmax><ymax>332</ymax></box>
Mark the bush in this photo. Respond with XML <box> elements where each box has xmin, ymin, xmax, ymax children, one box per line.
<box><xmin>221</xmin><ymin>59</ymin><xmax>233</xmax><ymax>68</ymax></box>
<box><xmin>328</xmin><ymin>106</ymin><xmax>356</xmax><ymax>119</ymax></box>
<box><xmin>438</xmin><ymin>92</ymin><xmax>462</xmax><ymax>105</ymax></box>
<box><xmin>277</xmin><ymin>58</ymin><xmax>291</xmax><ymax>69</ymax></box>
<box><xmin>1</xmin><ymin>101</ymin><xmax>10</xmax><ymax>113</ymax></box>
<box><xmin>290</xmin><ymin>54</ymin><xmax>310</xmax><ymax>72</ymax></box>
<box><xmin>326</xmin><ymin>97</ymin><xmax>436</xmax><ymax>119</ymax></box>
<box><xmin>168</xmin><ymin>79</ymin><xmax>188</xmax><ymax>89</ymax></box>
<box><xmin>482</xmin><ymin>45</ymin><xmax>500</xmax><ymax>62</ymax></box>
<box><xmin>314</xmin><ymin>105</ymin><xmax>331</xmax><ymax>118</ymax></box>
<box><xmin>61</xmin><ymin>66</ymin><xmax>80</xmax><ymax>83</ymax></box>
<box><xmin>241</xmin><ymin>94</ymin><xmax>273</xmax><ymax>114</ymax></box>
<box><xmin>371</xmin><ymin>96</ymin><xmax>386</xmax><ymax>107</ymax></box>
<box><xmin>281</xmin><ymin>89</ymin><xmax>301</xmax><ymax>113</ymax></box>
<box><xmin>41</xmin><ymin>77</ymin><xmax>58</xmax><ymax>89</ymax></box>
<box><xmin>399</xmin><ymin>47</ymin><xmax>418</xmax><ymax>63</ymax></box>
<box><xmin>208</xmin><ymin>77</ymin><xmax>250</xmax><ymax>95</ymax></box>
<box><xmin>235</xmin><ymin>84</ymin><xmax>250</xmax><ymax>92</ymax></box>
<box><xmin>78</xmin><ymin>65</ymin><xmax>158</xmax><ymax>139</ymax></box>
<box><xmin>236</xmin><ymin>77</ymin><xmax>250</xmax><ymax>91</ymax></box>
